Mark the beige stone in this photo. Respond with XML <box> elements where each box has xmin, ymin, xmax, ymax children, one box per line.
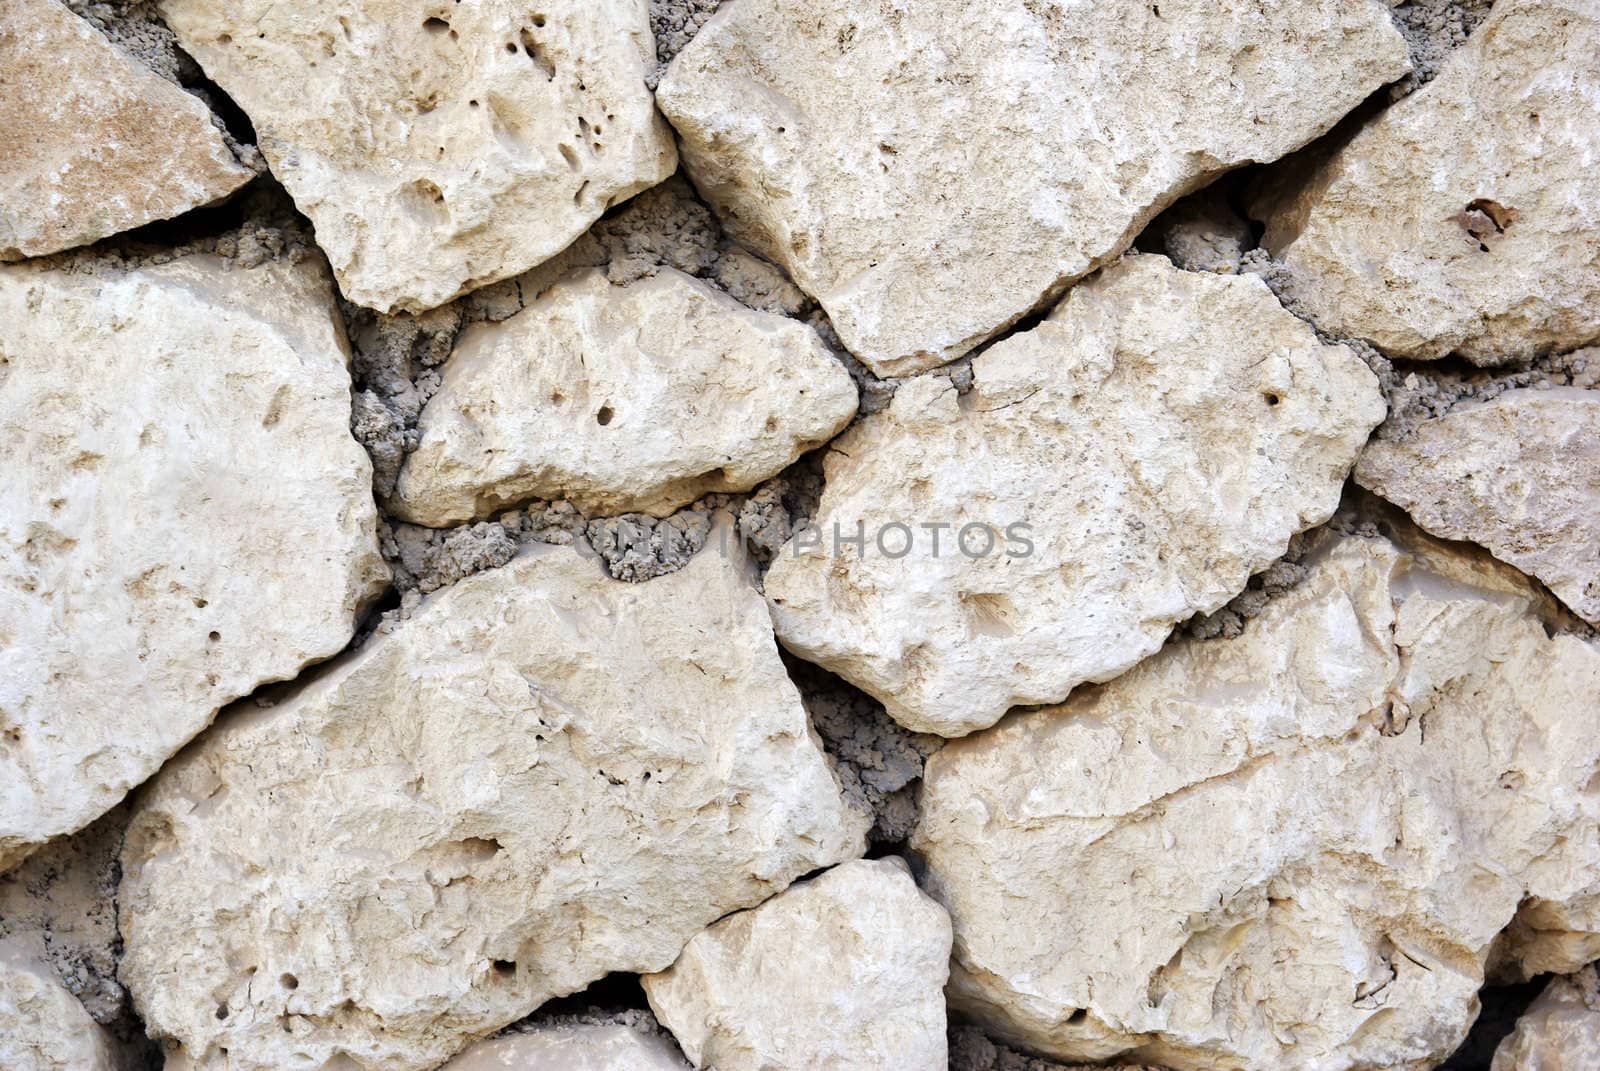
<box><xmin>391</xmin><ymin>268</ymin><xmax>857</xmax><ymax>525</ymax></box>
<box><xmin>913</xmin><ymin>529</ymin><xmax>1600</xmax><ymax>1070</ymax></box>
<box><xmin>440</xmin><ymin>1023</ymin><xmax>688</xmax><ymax>1071</ymax></box>
<box><xmin>1263</xmin><ymin>0</ymin><xmax>1600</xmax><ymax>363</ymax></box>
<box><xmin>0</xmin><ymin>255</ymin><xmax>387</xmax><ymax>871</ymax></box>
<box><xmin>0</xmin><ymin>935</ymin><xmax>120</xmax><ymax>1071</ymax></box>
<box><xmin>657</xmin><ymin>0</ymin><xmax>1408</xmax><ymax>375</ymax></box>
<box><xmin>158</xmin><ymin>0</ymin><xmax>677</xmax><ymax>313</ymax></box>
<box><xmin>1492</xmin><ymin>967</ymin><xmax>1600</xmax><ymax>1071</ymax></box>
<box><xmin>644</xmin><ymin>857</ymin><xmax>951</xmax><ymax>1071</ymax></box>
<box><xmin>119</xmin><ymin>529</ymin><xmax>868</xmax><ymax>1071</ymax></box>
<box><xmin>0</xmin><ymin>0</ymin><xmax>252</xmax><ymax>260</ymax></box>
<box><xmin>764</xmin><ymin>255</ymin><xmax>1384</xmax><ymax>737</ymax></box>
<box><xmin>1357</xmin><ymin>387</ymin><xmax>1600</xmax><ymax>625</ymax></box>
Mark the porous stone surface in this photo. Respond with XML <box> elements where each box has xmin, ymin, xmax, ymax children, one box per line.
<box><xmin>441</xmin><ymin>1022</ymin><xmax>689</xmax><ymax>1070</ymax></box>
<box><xmin>914</xmin><ymin>528</ymin><xmax>1600</xmax><ymax>1070</ymax></box>
<box><xmin>119</xmin><ymin>529</ymin><xmax>868</xmax><ymax>1071</ymax></box>
<box><xmin>644</xmin><ymin>857</ymin><xmax>951</xmax><ymax>1071</ymax></box>
<box><xmin>0</xmin><ymin>0</ymin><xmax>252</xmax><ymax>260</ymax></box>
<box><xmin>0</xmin><ymin>254</ymin><xmax>387</xmax><ymax>871</ymax></box>
<box><xmin>390</xmin><ymin>267</ymin><xmax>856</xmax><ymax>524</ymax></box>
<box><xmin>1492</xmin><ymin>966</ymin><xmax>1600</xmax><ymax>1071</ymax></box>
<box><xmin>1262</xmin><ymin>0</ymin><xmax>1600</xmax><ymax>363</ymax></box>
<box><xmin>657</xmin><ymin>0</ymin><xmax>1409</xmax><ymax>375</ymax></box>
<box><xmin>1357</xmin><ymin>387</ymin><xmax>1600</xmax><ymax>624</ymax></box>
<box><xmin>764</xmin><ymin>255</ymin><xmax>1384</xmax><ymax>736</ymax></box>
<box><xmin>159</xmin><ymin>0</ymin><xmax>678</xmax><ymax>313</ymax></box>
<box><xmin>0</xmin><ymin>935</ymin><xmax>121</xmax><ymax>1071</ymax></box>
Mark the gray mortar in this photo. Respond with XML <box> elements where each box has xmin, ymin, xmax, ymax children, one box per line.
<box><xmin>786</xmin><ymin>657</ymin><xmax>943</xmax><ymax>847</ymax></box>
<box><xmin>1387</xmin><ymin>0</ymin><xmax>1496</xmax><ymax>98</ymax></box>
<box><xmin>490</xmin><ymin>1004</ymin><xmax>688</xmax><ymax>1063</ymax></box>
<box><xmin>948</xmin><ymin>1024</ymin><xmax>1171</xmax><ymax>1071</ymax></box>
<box><xmin>648</xmin><ymin>0</ymin><xmax>722</xmax><ymax>89</ymax></box>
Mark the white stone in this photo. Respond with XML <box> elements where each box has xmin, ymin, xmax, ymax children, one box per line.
<box><xmin>1262</xmin><ymin>0</ymin><xmax>1600</xmax><ymax>363</ymax></box>
<box><xmin>643</xmin><ymin>857</ymin><xmax>951</xmax><ymax>1071</ymax></box>
<box><xmin>119</xmin><ymin>528</ymin><xmax>868</xmax><ymax>1071</ymax></box>
<box><xmin>0</xmin><ymin>255</ymin><xmax>388</xmax><ymax>871</ymax></box>
<box><xmin>657</xmin><ymin>0</ymin><xmax>1408</xmax><ymax>375</ymax></box>
<box><xmin>158</xmin><ymin>0</ymin><xmax>678</xmax><ymax>313</ymax></box>
<box><xmin>1357</xmin><ymin>387</ymin><xmax>1600</xmax><ymax>625</ymax></box>
<box><xmin>440</xmin><ymin>1023</ymin><xmax>688</xmax><ymax>1071</ymax></box>
<box><xmin>764</xmin><ymin>255</ymin><xmax>1384</xmax><ymax>737</ymax></box>
<box><xmin>0</xmin><ymin>935</ymin><xmax>120</xmax><ymax>1071</ymax></box>
<box><xmin>0</xmin><ymin>0</ymin><xmax>253</xmax><ymax>259</ymax></box>
<box><xmin>391</xmin><ymin>268</ymin><xmax>857</xmax><ymax>525</ymax></box>
<box><xmin>1492</xmin><ymin>967</ymin><xmax>1600</xmax><ymax>1071</ymax></box>
<box><xmin>913</xmin><ymin>528</ymin><xmax>1600</xmax><ymax>1070</ymax></box>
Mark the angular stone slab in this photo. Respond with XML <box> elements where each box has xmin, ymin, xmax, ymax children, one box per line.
<box><xmin>119</xmin><ymin>531</ymin><xmax>867</xmax><ymax>1070</ymax></box>
<box><xmin>1263</xmin><ymin>0</ymin><xmax>1600</xmax><ymax>362</ymax></box>
<box><xmin>391</xmin><ymin>268</ymin><xmax>857</xmax><ymax>525</ymax></box>
<box><xmin>158</xmin><ymin>0</ymin><xmax>678</xmax><ymax>312</ymax></box>
<box><xmin>0</xmin><ymin>0</ymin><xmax>252</xmax><ymax>259</ymax></box>
<box><xmin>658</xmin><ymin>0</ymin><xmax>1408</xmax><ymax>375</ymax></box>
<box><xmin>0</xmin><ymin>254</ymin><xmax>387</xmax><ymax>871</ymax></box>
<box><xmin>914</xmin><ymin>530</ymin><xmax>1600</xmax><ymax>1069</ymax></box>
<box><xmin>764</xmin><ymin>255</ymin><xmax>1384</xmax><ymax>737</ymax></box>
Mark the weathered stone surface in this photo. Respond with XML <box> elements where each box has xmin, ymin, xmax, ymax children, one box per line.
<box><xmin>657</xmin><ymin>0</ymin><xmax>1408</xmax><ymax>375</ymax></box>
<box><xmin>1358</xmin><ymin>387</ymin><xmax>1600</xmax><ymax>625</ymax></box>
<box><xmin>1263</xmin><ymin>0</ymin><xmax>1600</xmax><ymax>363</ymax></box>
<box><xmin>1492</xmin><ymin>966</ymin><xmax>1600</xmax><ymax>1071</ymax></box>
<box><xmin>159</xmin><ymin>0</ymin><xmax>678</xmax><ymax>313</ymax></box>
<box><xmin>0</xmin><ymin>255</ymin><xmax>387</xmax><ymax>871</ymax></box>
<box><xmin>441</xmin><ymin>1023</ymin><xmax>688</xmax><ymax>1071</ymax></box>
<box><xmin>120</xmin><ymin>529</ymin><xmax>868</xmax><ymax>1071</ymax></box>
<box><xmin>644</xmin><ymin>857</ymin><xmax>951</xmax><ymax>1071</ymax></box>
<box><xmin>391</xmin><ymin>268</ymin><xmax>856</xmax><ymax>525</ymax></box>
<box><xmin>764</xmin><ymin>255</ymin><xmax>1384</xmax><ymax>737</ymax></box>
<box><xmin>0</xmin><ymin>0</ymin><xmax>252</xmax><ymax>260</ymax></box>
<box><xmin>0</xmin><ymin>935</ymin><xmax>120</xmax><ymax>1071</ymax></box>
<box><xmin>913</xmin><ymin>528</ymin><xmax>1600</xmax><ymax>1070</ymax></box>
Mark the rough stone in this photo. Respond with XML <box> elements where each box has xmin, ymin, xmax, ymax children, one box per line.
<box><xmin>391</xmin><ymin>268</ymin><xmax>857</xmax><ymax>525</ymax></box>
<box><xmin>657</xmin><ymin>0</ymin><xmax>1409</xmax><ymax>375</ymax></box>
<box><xmin>119</xmin><ymin>527</ymin><xmax>868</xmax><ymax>1071</ymax></box>
<box><xmin>441</xmin><ymin>1023</ymin><xmax>689</xmax><ymax>1071</ymax></box>
<box><xmin>0</xmin><ymin>935</ymin><xmax>121</xmax><ymax>1071</ymax></box>
<box><xmin>0</xmin><ymin>0</ymin><xmax>252</xmax><ymax>260</ymax></box>
<box><xmin>643</xmin><ymin>858</ymin><xmax>951</xmax><ymax>1071</ymax></box>
<box><xmin>0</xmin><ymin>254</ymin><xmax>388</xmax><ymax>871</ymax></box>
<box><xmin>1262</xmin><ymin>0</ymin><xmax>1600</xmax><ymax>363</ymax></box>
<box><xmin>764</xmin><ymin>255</ymin><xmax>1384</xmax><ymax>737</ymax></box>
<box><xmin>1357</xmin><ymin>387</ymin><xmax>1600</xmax><ymax>625</ymax></box>
<box><xmin>1492</xmin><ymin>966</ymin><xmax>1600</xmax><ymax>1071</ymax></box>
<box><xmin>159</xmin><ymin>0</ymin><xmax>678</xmax><ymax>313</ymax></box>
<box><xmin>914</xmin><ymin>528</ymin><xmax>1600</xmax><ymax>1070</ymax></box>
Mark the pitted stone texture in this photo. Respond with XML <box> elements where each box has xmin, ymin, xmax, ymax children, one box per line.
<box><xmin>914</xmin><ymin>531</ymin><xmax>1600</xmax><ymax>1070</ymax></box>
<box><xmin>120</xmin><ymin>532</ymin><xmax>867</xmax><ymax>1071</ymax></box>
<box><xmin>1263</xmin><ymin>0</ymin><xmax>1600</xmax><ymax>363</ymax></box>
<box><xmin>1492</xmin><ymin>967</ymin><xmax>1600</xmax><ymax>1071</ymax></box>
<box><xmin>0</xmin><ymin>935</ymin><xmax>120</xmax><ymax>1071</ymax></box>
<box><xmin>644</xmin><ymin>857</ymin><xmax>951</xmax><ymax>1071</ymax></box>
<box><xmin>1357</xmin><ymin>387</ymin><xmax>1600</xmax><ymax>625</ymax></box>
<box><xmin>657</xmin><ymin>0</ymin><xmax>1408</xmax><ymax>375</ymax></box>
<box><xmin>441</xmin><ymin>1023</ymin><xmax>689</xmax><ymax>1070</ymax></box>
<box><xmin>0</xmin><ymin>255</ymin><xmax>387</xmax><ymax>871</ymax></box>
<box><xmin>391</xmin><ymin>268</ymin><xmax>856</xmax><ymax>525</ymax></box>
<box><xmin>0</xmin><ymin>0</ymin><xmax>252</xmax><ymax>259</ymax></box>
<box><xmin>764</xmin><ymin>255</ymin><xmax>1384</xmax><ymax>737</ymax></box>
<box><xmin>159</xmin><ymin>0</ymin><xmax>677</xmax><ymax>313</ymax></box>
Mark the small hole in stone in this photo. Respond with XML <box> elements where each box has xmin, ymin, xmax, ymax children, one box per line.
<box><xmin>280</xmin><ymin>973</ymin><xmax>299</xmax><ymax>990</ymax></box>
<box><xmin>193</xmin><ymin>598</ymin><xmax>208</xmax><ymax>608</ymax></box>
<box><xmin>423</xmin><ymin>16</ymin><xmax>450</xmax><ymax>34</ymax></box>
<box><xmin>596</xmin><ymin>405</ymin><xmax>614</xmax><ymax>426</ymax></box>
<box><xmin>208</xmin><ymin>631</ymin><xmax>221</xmax><ymax>642</ymax></box>
<box><xmin>558</xmin><ymin>144</ymin><xmax>579</xmax><ymax>169</ymax></box>
<box><xmin>216</xmin><ymin>1002</ymin><xmax>229</xmax><ymax>1020</ymax></box>
<box><xmin>218</xmin><ymin>33</ymin><xmax>232</xmax><ymax>44</ymax></box>
<box><xmin>532</xmin><ymin>13</ymin><xmax>546</xmax><ymax>26</ymax></box>
<box><xmin>1263</xmin><ymin>392</ymin><xmax>1281</xmax><ymax>407</ymax></box>
<box><xmin>550</xmin><ymin>391</ymin><xmax>565</xmax><ymax>404</ymax></box>
<box><xmin>469</xmin><ymin>99</ymin><xmax>479</xmax><ymax>107</ymax></box>
<box><xmin>492</xmin><ymin>960</ymin><xmax>516</xmax><ymax>978</ymax></box>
